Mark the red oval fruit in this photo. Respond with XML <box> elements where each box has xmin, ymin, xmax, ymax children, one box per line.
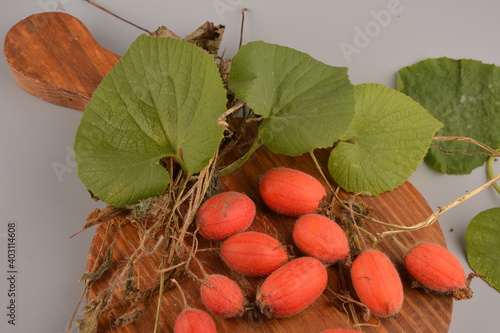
<box><xmin>320</xmin><ymin>330</ymin><xmax>363</xmax><ymax>333</ymax></box>
<box><xmin>256</xmin><ymin>256</ymin><xmax>328</xmax><ymax>317</ymax></box>
<box><xmin>221</xmin><ymin>231</ymin><xmax>289</xmax><ymax>276</ymax></box>
<box><xmin>200</xmin><ymin>274</ymin><xmax>246</xmax><ymax>318</ymax></box>
<box><xmin>293</xmin><ymin>214</ymin><xmax>349</xmax><ymax>263</ymax></box>
<box><xmin>404</xmin><ymin>242</ymin><xmax>466</xmax><ymax>292</ymax></box>
<box><xmin>260</xmin><ymin>167</ymin><xmax>326</xmax><ymax>217</ymax></box>
<box><xmin>174</xmin><ymin>308</ymin><xmax>217</xmax><ymax>333</ymax></box>
<box><xmin>350</xmin><ymin>250</ymin><xmax>403</xmax><ymax>318</ymax></box>
<box><xmin>195</xmin><ymin>191</ymin><xmax>256</xmax><ymax>241</ymax></box>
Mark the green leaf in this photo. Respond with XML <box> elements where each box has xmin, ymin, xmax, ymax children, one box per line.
<box><xmin>228</xmin><ymin>41</ymin><xmax>355</xmax><ymax>155</ymax></box>
<box><xmin>328</xmin><ymin>83</ymin><xmax>443</xmax><ymax>196</ymax></box>
<box><xmin>398</xmin><ymin>57</ymin><xmax>500</xmax><ymax>174</ymax></box>
<box><xmin>74</xmin><ymin>35</ymin><xmax>226</xmax><ymax>207</ymax></box>
<box><xmin>465</xmin><ymin>208</ymin><xmax>500</xmax><ymax>292</ymax></box>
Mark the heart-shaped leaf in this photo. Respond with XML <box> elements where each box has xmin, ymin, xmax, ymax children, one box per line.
<box><xmin>328</xmin><ymin>83</ymin><xmax>443</xmax><ymax>196</ymax></box>
<box><xmin>228</xmin><ymin>41</ymin><xmax>355</xmax><ymax>156</ymax></box>
<box><xmin>74</xmin><ymin>35</ymin><xmax>226</xmax><ymax>207</ymax></box>
<box><xmin>398</xmin><ymin>57</ymin><xmax>500</xmax><ymax>174</ymax></box>
<box><xmin>465</xmin><ymin>208</ymin><xmax>500</xmax><ymax>292</ymax></box>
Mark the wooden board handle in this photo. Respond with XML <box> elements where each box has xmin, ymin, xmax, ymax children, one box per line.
<box><xmin>3</xmin><ymin>12</ymin><xmax>120</xmax><ymax>111</ymax></box>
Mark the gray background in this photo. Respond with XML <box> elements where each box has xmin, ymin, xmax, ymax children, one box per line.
<box><xmin>0</xmin><ymin>0</ymin><xmax>499</xmax><ymax>332</ymax></box>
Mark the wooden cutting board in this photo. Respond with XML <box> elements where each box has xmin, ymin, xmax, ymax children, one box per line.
<box><xmin>4</xmin><ymin>12</ymin><xmax>453</xmax><ymax>333</ymax></box>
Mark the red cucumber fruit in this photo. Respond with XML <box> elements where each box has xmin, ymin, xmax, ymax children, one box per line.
<box><xmin>256</xmin><ymin>256</ymin><xmax>328</xmax><ymax>317</ymax></box>
<box><xmin>174</xmin><ymin>308</ymin><xmax>217</xmax><ymax>333</ymax></box>
<box><xmin>350</xmin><ymin>250</ymin><xmax>404</xmax><ymax>318</ymax></box>
<box><xmin>221</xmin><ymin>231</ymin><xmax>289</xmax><ymax>276</ymax></box>
<box><xmin>404</xmin><ymin>242</ymin><xmax>471</xmax><ymax>298</ymax></box>
<box><xmin>195</xmin><ymin>191</ymin><xmax>256</xmax><ymax>241</ymax></box>
<box><xmin>259</xmin><ymin>167</ymin><xmax>326</xmax><ymax>217</ymax></box>
<box><xmin>200</xmin><ymin>274</ymin><xmax>246</xmax><ymax>318</ymax></box>
<box><xmin>293</xmin><ymin>213</ymin><xmax>349</xmax><ymax>263</ymax></box>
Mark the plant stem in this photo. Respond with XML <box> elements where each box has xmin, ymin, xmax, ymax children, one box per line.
<box><xmin>239</xmin><ymin>8</ymin><xmax>248</xmax><ymax>49</ymax></box>
<box><xmin>378</xmin><ymin>173</ymin><xmax>500</xmax><ymax>238</ymax></box>
<box><xmin>219</xmin><ymin>136</ymin><xmax>262</xmax><ymax>176</ymax></box>
<box><xmin>83</xmin><ymin>0</ymin><xmax>151</xmax><ymax>34</ymax></box>
<box><xmin>217</xmin><ymin>102</ymin><xmax>245</xmax><ymax>129</ymax></box>
<box><xmin>433</xmin><ymin>136</ymin><xmax>500</xmax><ymax>157</ymax></box>
<box><xmin>336</xmin><ymin>264</ymin><xmax>364</xmax><ymax>332</ymax></box>
<box><xmin>391</xmin><ymin>235</ymin><xmax>409</xmax><ymax>253</ymax></box>
<box><xmin>486</xmin><ymin>148</ymin><xmax>500</xmax><ymax>195</ymax></box>
<box><xmin>309</xmin><ymin>151</ymin><xmax>380</xmax><ymax>249</ymax></box>
<box><xmin>309</xmin><ymin>151</ymin><xmax>334</xmax><ymax>191</ymax></box>
<box><xmin>171</xmin><ymin>279</ymin><xmax>188</xmax><ymax>310</ymax></box>
<box><xmin>153</xmin><ymin>172</ymin><xmax>192</xmax><ymax>333</ymax></box>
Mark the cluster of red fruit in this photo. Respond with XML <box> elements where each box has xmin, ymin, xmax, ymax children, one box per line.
<box><xmin>174</xmin><ymin>167</ymin><xmax>471</xmax><ymax>332</ymax></box>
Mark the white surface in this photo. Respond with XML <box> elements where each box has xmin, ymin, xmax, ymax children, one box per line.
<box><xmin>0</xmin><ymin>1</ymin><xmax>498</xmax><ymax>332</ymax></box>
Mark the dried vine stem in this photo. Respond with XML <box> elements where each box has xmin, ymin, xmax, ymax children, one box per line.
<box><xmin>432</xmin><ymin>136</ymin><xmax>500</xmax><ymax>157</ymax></box>
<box><xmin>310</xmin><ymin>150</ymin><xmax>500</xmax><ymax>241</ymax></box>
<box><xmin>335</xmin><ymin>264</ymin><xmax>365</xmax><ymax>331</ymax></box>
<box><xmin>217</xmin><ymin>102</ymin><xmax>245</xmax><ymax>129</ymax></box>
<box><xmin>377</xmin><ymin>173</ymin><xmax>500</xmax><ymax>238</ymax></box>
<box><xmin>153</xmin><ymin>170</ymin><xmax>192</xmax><ymax>333</ymax></box>
<box><xmin>83</xmin><ymin>0</ymin><xmax>151</xmax><ymax>34</ymax></box>
<box><xmin>67</xmin><ymin>221</ymin><xmax>112</xmax><ymax>333</ymax></box>
<box><xmin>239</xmin><ymin>8</ymin><xmax>248</xmax><ymax>49</ymax></box>
<box><xmin>72</xmin><ymin>153</ymin><xmax>220</xmax><ymax>332</ymax></box>
<box><xmin>171</xmin><ymin>279</ymin><xmax>188</xmax><ymax>310</ymax></box>
<box><xmin>153</xmin><ymin>155</ymin><xmax>219</xmax><ymax>333</ymax></box>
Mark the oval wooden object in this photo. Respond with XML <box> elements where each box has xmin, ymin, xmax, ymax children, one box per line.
<box><xmin>3</xmin><ymin>12</ymin><xmax>119</xmax><ymax>111</ymax></box>
<box><xmin>84</xmin><ymin>144</ymin><xmax>453</xmax><ymax>332</ymax></box>
<box><xmin>3</xmin><ymin>12</ymin><xmax>453</xmax><ymax>333</ymax></box>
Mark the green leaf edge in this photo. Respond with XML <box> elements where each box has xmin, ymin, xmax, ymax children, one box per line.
<box><xmin>328</xmin><ymin>83</ymin><xmax>443</xmax><ymax>196</ymax></box>
<box><xmin>465</xmin><ymin>207</ymin><xmax>500</xmax><ymax>292</ymax></box>
<box><xmin>228</xmin><ymin>40</ymin><xmax>356</xmax><ymax>156</ymax></box>
<box><xmin>74</xmin><ymin>35</ymin><xmax>226</xmax><ymax>208</ymax></box>
<box><xmin>397</xmin><ymin>57</ymin><xmax>500</xmax><ymax>175</ymax></box>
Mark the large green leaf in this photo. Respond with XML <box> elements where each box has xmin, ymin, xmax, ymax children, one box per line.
<box><xmin>398</xmin><ymin>57</ymin><xmax>500</xmax><ymax>174</ymax></box>
<box><xmin>328</xmin><ymin>83</ymin><xmax>443</xmax><ymax>196</ymax></box>
<box><xmin>74</xmin><ymin>35</ymin><xmax>226</xmax><ymax>207</ymax></box>
<box><xmin>465</xmin><ymin>208</ymin><xmax>500</xmax><ymax>292</ymax></box>
<box><xmin>228</xmin><ymin>41</ymin><xmax>355</xmax><ymax>155</ymax></box>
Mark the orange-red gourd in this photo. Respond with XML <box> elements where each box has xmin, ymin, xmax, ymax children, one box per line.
<box><xmin>257</xmin><ymin>256</ymin><xmax>328</xmax><ymax>317</ymax></box>
<box><xmin>404</xmin><ymin>242</ymin><xmax>466</xmax><ymax>292</ymax></box>
<box><xmin>200</xmin><ymin>274</ymin><xmax>246</xmax><ymax>318</ymax></box>
<box><xmin>195</xmin><ymin>191</ymin><xmax>256</xmax><ymax>241</ymax></box>
<box><xmin>293</xmin><ymin>214</ymin><xmax>349</xmax><ymax>263</ymax></box>
<box><xmin>221</xmin><ymin>231</ymin><xmax>288</xmax><ymax>276</ymax></box>
<box><xmin>260</xmin><ymin>167</ymin><xmax>326</xmax><ymax>217</ymax></box>
<box><xmin>350</xmin><ymin>250</ymin><xmax>403</xmax><ymax>318</ymax></box>
<box><xmin>174</xmin><ymin>308</ymin><xmax>217</xmax><ymax>333</ymax></box>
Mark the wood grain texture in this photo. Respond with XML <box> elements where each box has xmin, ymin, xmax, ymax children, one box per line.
<box><xmin>3</xmin><ymin>12</ymin><xmax>119</xmax><ymax>111</ymax></box>
<box><xmin>85</xmin><ymin>142</ymin><xmax>453</xmax><ymax>333</ymax></box>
